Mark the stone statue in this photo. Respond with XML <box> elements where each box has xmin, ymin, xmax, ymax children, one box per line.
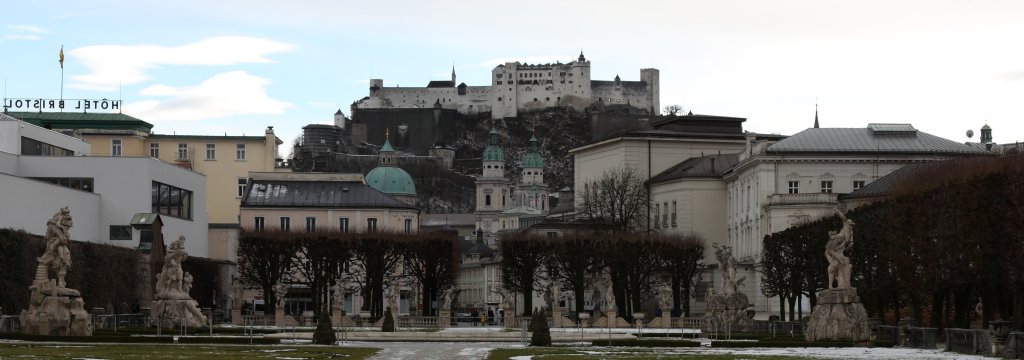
<box><xmin>659</xmin><ymin>285</ymin><xmax>671</xmax><ymax>310</ymax></box>
<box><xmin>39</xmin><ymin>207</ymin><xmax>73</xmax><ymax>288</ymax></box>
<box><xmin>231</xmin><ymin>277</ymin><xmax>244</xmax><ymax>310</ymax></box>
<box><xmin>713</xmin><ymin>244</ymin><xmax>745</xmax><ymax>296</ymax></box>
<box><xmin>386</xmin><ymin>285</ymin><xmax>400</xmax><ymax>312</ymax></box>
<box><xmin>20</xmin><ymin>207</ymin><xmax>93</xmax><ymax>336</ymax></box>
<box><xmin>332</xmin><ymin>283</ymin><xmax>345</xmax><ymax>310</ymax></box>
<box><xmin>152</xmin><ymin>236</ymin><xmax>207</xmax><ymax>328</ymax></box>
<box><xmin>805</xmin><ymin>209</ymin><xmax>869</xmax><ymax>342</ymax></box>
<box><xmin>826</xmin><ymin>208</ymin><xmax>855</xmax><ymax>290</ymax></box>
<box><xmin>703</xmin><ymin>244</ymin><xmax>752</xmax><ymax>333</ymax></box>
<box><xmin>605</xmin><ymin>283</ymin><xmax>616</xmax><ymax>312</ymax></box>
<box><xmin>274</xmin><ymin>281</ymin><xmax>288</xmax><ymax>308</ymax></box>
<box><xmin>498</xmin><ymin>288</ymin><xmax>513</xmax><ymax>312</ymax></box>
<box><xmin>440</xmin><ymin>288</ymin><xmax>454</xmax><ymax>310</ymax></box>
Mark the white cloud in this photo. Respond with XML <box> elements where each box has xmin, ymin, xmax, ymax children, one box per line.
<box><xmin>123</xmin><ymin>71</ymin><xmax>292</xmax><ymax>122</ymax></box>
<box><xmin>68</xmin><ymin>36</ymin><xmax>294</xmax><ymax>91</ymax></box>
<box><xmin>1</xmin><ymin>24</ymin><xmax>47</xmax><ymax>41</ymax></box>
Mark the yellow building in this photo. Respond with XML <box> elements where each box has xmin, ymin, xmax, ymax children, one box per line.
<box><xmin>6</xmin><ymin>111</ymin><xmax>285</xmax><ymax>262</ymax></box>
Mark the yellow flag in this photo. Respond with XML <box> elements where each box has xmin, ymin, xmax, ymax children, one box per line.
<box><xmin>59</xmin><ymin>46</ymin><xmax>64</xmax><ymax>69</ymax></box>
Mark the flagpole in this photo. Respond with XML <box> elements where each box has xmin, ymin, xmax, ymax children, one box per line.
<box><xmin>59</xmin><ymin>45</ymin><xmax>64</xmax><ymax>111</ymax></box>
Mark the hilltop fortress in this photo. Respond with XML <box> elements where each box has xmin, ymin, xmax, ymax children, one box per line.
<box><xmin>352</xmin><ymin>52</ymin><xmax>660</xmax><ymax>119</ymax></box>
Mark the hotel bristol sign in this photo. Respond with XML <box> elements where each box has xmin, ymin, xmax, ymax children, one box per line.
<box><xmin>3</xmin><ymin>98</ymin><xmax>121</xmax><ymax>112</ymax></box>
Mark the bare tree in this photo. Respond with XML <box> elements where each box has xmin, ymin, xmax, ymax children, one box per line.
<box><xmin>577</xmin><ymin>167</ymin><xmax>650</xmax><ymax>232</ymax></box>
<box><xmin>237</xmin><ymin>231</ymin><xmax>300</xmax><ymax>311</ymax></box>
<box><xmin>663</xmin><ymin>104</ymin><xmax>684</xmax><ymax>116</ymax></box>
<box><xmin>499</xmin><ymin>233</ymin><xmax>550</xmax><ymax>316</ymax></box>
<box><xmin>661</xmin><ymin>233</ymin><xmax>706</xmax><ymax>317</ymax></box>
<box><xmin>401</xmin><ymin>233</ymin><xmax>460</xmax><ymax>316</ymax></box>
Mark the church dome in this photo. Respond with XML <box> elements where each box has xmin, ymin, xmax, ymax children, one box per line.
<box><xmin>482</xmin><ymin>127</ymin><xmax>504</xmax><ymax>161</ymax></box>
<box><xmin>521</xmin><ymin>134</ymin><xmax>543</xmax><ymax>168</ymax></box>
<box><xmin>366</xmin><ymin>166</ymin><xmax>416</xmax><ymax>196</ymax></box>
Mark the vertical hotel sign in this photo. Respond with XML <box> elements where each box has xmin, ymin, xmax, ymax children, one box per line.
<box><xmin>2</xmin><ymin>98</ymin><xmax>121</xmax><ymax>113</ymax></box>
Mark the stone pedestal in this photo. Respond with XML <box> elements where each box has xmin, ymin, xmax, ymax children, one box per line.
<box><xmin>438</xmin><ymin>309</ymin><xmax>451</xmax><ymax>328</ymax></box>
<box><xmin>275</xmin><ymin>306</ymin><xmax>286</xmax><ymax>327</ymax></box>
<box><xmin>20</xmin><ymin>278</ymin><xmax>93</xmax><ymax>336</ymax></box>
<box><xmin>805</xmin><ymin>288</ymin><xmax>870</xmax><ymax>342</ymax></box>
<box><xmin>646</xmin><ymin>308</ymin><xmax>672</xmax><ymax>328</ymax></box>
<box><xmin>231</xmin><ymin>308</ymin><xmax>242</xmax><ymax>325</ymax></box>
<box><xmin>331</xmin><ymin>308</ymin><xmax>343</xmax><ymax>326</ymax></box>
<box><xmin>593</xmin><ymin>310</ymin><xmax>631</xmax><ymax>328</ymax></box>
<box><xmin>152</xmin><ymin>298</ymin><xmax>208</xmax><ymax>328</ymax></box>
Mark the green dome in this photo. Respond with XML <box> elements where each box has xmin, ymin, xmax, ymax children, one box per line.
<box><xmin>366</xmin><ymin>166</ymin><xmax>416</xmax><ymax>196</ymax></box>
<box><xmin>521</xmin><ymin>134</ymin><xmax>543</xmax><ymax>168</ymax></box>
<box><xmin>482</xmin><ymin>127</ymin><xmax>504</xmax><ymax>161</ymax></box>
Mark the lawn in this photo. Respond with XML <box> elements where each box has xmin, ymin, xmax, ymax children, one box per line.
<box><xmin>486</xmin><ymin>347</ymin><xmax>809</xmax><ymax>360</ymax></box>
<box><xmin>0</xmin><ymin>343</ymin><xmax>380</xmax><ymax>359</ymax></box>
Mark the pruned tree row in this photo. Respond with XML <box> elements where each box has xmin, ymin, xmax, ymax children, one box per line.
<box><xmin>762</xmin><ymin>154</ymin><xmax>1024</xmax><ymax>331</ymax></box>
<box><xmin>237</xmin><ymin>230</ymin><xmax>460</xmax><ymax>319</ymax></box>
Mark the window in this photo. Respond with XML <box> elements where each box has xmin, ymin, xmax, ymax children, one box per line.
<box><xmin>31</xmin><ymin>177</ymin><xmax>94</xmax><ymax>192</ymax></box>
<box><xmin>671</xmin><ymin>201</ymin><xmax>678</xmax><ymax>227</ymax></box>
<box><xmin>205</xmin><ymin>144</ymin><xmax>216</xmax><ymax>160</ymax></box>
<box><xmin>339</xmin><ymin>218</ymin><xmax>350</xmax><ymax>233</ymax></box>
<box><xmin>404</xmin><ymin>219</ymin><xmax>413</xmax><ymax>234</ymax></box>
<box><xmin>149</xmin><ymin>143</ymin><xmax>159</xmax><ymax>158</ymax></box>
<box><xmin>366</xmin><ymin>218</ymin><xmax>378</xmax><ymax>233</ymax></box>
<box><xmin>110</xmin><ymin>225</ymin><xmax>132</xmax><ymax>240</ymax></box>
<box><xmin>853</xmin><ymin>180</ymin><xmax>865</xmax><ymax>190</ymax></box>
<box><xmin>662</xmin><ymin>202</ymin><xmax>669</xmax><ymax>227</ymax></box>
<box><xmin>237</xmin><ymin>178</ymin><xmax>248</xmax><ymax>198</ymax></box>
<box><xmin>821</xmin><ymin>180</ymin><xmax>834</xmax><ymax>194</ymax></box>
<box><xmin>485</xmin><ymin>195</ymin><xmax>491</xmax><ymax>206</ymax></box>
<box><xmin>654</xmin><ymin>203</ymin><xmax>660</xmax><ymax>227</ymax></box>
<box><xmin>254</xmin><ymin>216</ymin><xmax>265</xmax><ymax>231</ymax></box>
<box><xmin>236</xmin><ymin>144</ymin><xmax>246</xmax><ymax>160</ymax></box>
<box><xmin>177</xmin><ymin>143</ymin><xmax>188</xmax><ymax>160</ymax></box>
<box><xmin>280</xmin><ymin>217</ymin><xmax>291</xmax><ymax>232</ymax></box>
<box><xmin>151</xmin><ymin>181</ymin><xmax>193</xmax><ymax>220</ymax></box>
<box><xmin>788</xmin><ymin>181</ymin><xmax>800</xmax><ymax>194</ymax></box>
<box><xmin>305</xmin><ymin>217</ymin><xmax>316</xmax><ymax>233</ymax></box>
<box><xmin>111</xmin><ymin>139</ymin><xmax>122</xmax><ymax>157</ymax></box>
<box><xmin>20</xmin><ymin>137</ymin><xmax>73</xmax><ymax>156</ymax></box>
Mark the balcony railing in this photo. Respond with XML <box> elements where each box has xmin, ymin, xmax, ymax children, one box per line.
<box><xmin>768</xmin><ymin>193</ymin><xmax>839</xmax><ymax>206</ymax></box>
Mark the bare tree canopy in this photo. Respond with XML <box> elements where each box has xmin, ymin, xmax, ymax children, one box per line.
<box><xmin>577</xmin><ymin>167</ymin><xmax>650</xmax><ymax>231</ymax></box>
<box><xmin>663</xmin><ymin>104</ymin><xmax>684</xmax><ymax>116</ymax></box>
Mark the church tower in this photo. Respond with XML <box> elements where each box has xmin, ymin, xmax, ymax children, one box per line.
<box><xmin>475</xmin><ymin>127</ymin><xmax>513</xmax><ymax>239</ymax></box>
<box><xmin>519</xmin><ymin>131</ymin><xmax>549</xmax><ymax>211</ymax></box>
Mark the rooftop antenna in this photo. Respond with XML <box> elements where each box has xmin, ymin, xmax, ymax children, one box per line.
<box><xmin>119</xmin><ymin>80</ymin><xmax>123</xmax><ymax>114</ymax></box>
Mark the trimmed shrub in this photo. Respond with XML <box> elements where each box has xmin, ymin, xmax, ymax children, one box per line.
<box><xmin>382</xmin><ymin>306</ymin><xmax>395</xmax><ymax>332</ymax></box>
<box><xmin>529</xmin><ymin>308</ymin><xmax>551</xmax><ymax>346</ymax></box>
<box><xmin>313</xmin><ymin>311</ymin><xmax>337</xmax><ymax>344</ymax></box>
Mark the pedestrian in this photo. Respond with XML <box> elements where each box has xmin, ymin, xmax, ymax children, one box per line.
<box><xmin>487</xmin><ymin>307</ymin><xmax>494</xmax><ymax>325</ymax></box>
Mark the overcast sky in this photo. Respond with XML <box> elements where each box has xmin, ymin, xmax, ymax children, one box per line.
<box><xmin>3</xmin><ymin>0</ymin><xmax>1023</xmax><ymax>149</ymax></box>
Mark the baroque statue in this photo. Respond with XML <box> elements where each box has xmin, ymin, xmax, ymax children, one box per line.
<box><xmin>152</xmin><ymin>236</ymin><xmax>207</xmax><ymax>328</ymax></box>
<box><xmin>703</xmin><ymin>244</ymin><xmax>752</xmax><ymax>333</ymax></box>
<box><xmin>20</xmin><ymin>207</ymin><xmax>93</xmax><ymax>336</ymax></box>
<box><xmin>659</xmin><ymin>285</ymin><xmax>671</xmax><ymax>310</ymax></box>
<box><xmin>274</xmin><ymin>281</ymin><xmax>288</xmax><ymax>308</ymax></box>
<box><xmin>440</xmin><ymin>288</ymin><xmax>454</xmax><ymax>310</ymax></box>
<box><xmin>825</xmin><ymin>208</ymin><xmax>855</xmax><ymax>289</ymax></box>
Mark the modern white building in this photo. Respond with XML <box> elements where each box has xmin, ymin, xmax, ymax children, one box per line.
<box><xmin>0</xmin><ymin>114</ymin><xmax>209</xmax><ymax>257</ymax></box>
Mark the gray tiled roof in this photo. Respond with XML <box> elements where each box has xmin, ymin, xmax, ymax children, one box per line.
<box><xmin>841</xmin><ymin>162</ymin><xmax>936</xmax><ymax>199</ymax></box>
<box><xmin>241</xmin><ymin>180</ymin><xmax>415</xmax><ymax>209</ymax></box>
<box><xmin>649</xmin><ymin>153</ymin><xmax>739</xmax><ymax>184</ymax></box>
<box><xmin>420</xmin><ymin>214</ymin><xmax>476</xmax><ymax>227</ymax></box>
<box><xmin>767</xmin><ymin>126</ymin><xmax>985</xmax><ymax>154</ymax></box>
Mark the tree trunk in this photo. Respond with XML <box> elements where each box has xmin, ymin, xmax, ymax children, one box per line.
<box><xmin>681</xmin><ymin>286</ymin><xmax>691</xmax><ymax>317</ymax></box>
<box><xmin>778</xmin><ymin>295</ymin><xmax>786</xmax><ymax>321</ymax></box>
<box><xmin>522</xmin><ymin>288</ymin><xmax>534</xmax><ymax>317</ymax></box>
<box><xmin>930</xmin><ymin>290</ymin><xmax>944</xmax><ymax>331</ymax></box>
<box><xmin>671</xmin><ymin>274</ymin><xmax>682</xmax><ymax>317</ymax></box>
<box><xmin>797</xmin><ymin>294</ymin><xmax>804</xmax><ymax>320</ymax></box>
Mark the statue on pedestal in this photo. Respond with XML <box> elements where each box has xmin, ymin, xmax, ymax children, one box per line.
<box><xmin>20</xmin><ymin>207</ymin><xmax>93</xmax><ymax>336</ymax></box>
<box><xmin>231</xmin><ymin>277</ymin><xmax>244</xmax><ymax>310</ymax></box>
<box><xmin>152</xmin><ymin>236</ymin><xmax>207</xmax><ymax>328</ymax></box>
<box><xmin>332</xmin><ymin>283</ymin><xmax>345</xmax><ymax>311</ymax></box>
<box><xmin>440</xmin><ymin>288</ymin><xmax>454</xmax><ymax>310</ymax></box>
<box><xmin>274</xmin><ymin>281</ymin><xmax>288</xmax><ymax>309</ymax></box>
<box><xmin>659</xmin><ymin>285</ymin><xmax>671</xmax><ymax>310</ymax></box>
<box><xmin>605</xmin><ymin>283</ymin><xmax>616</xmax><ymax>312</ymax></box>
<box><xmin>805</xmin><ymin>208</ymin><xmax>870</xmax><ymax>341</ymax></box>
<box><xmin>703</xmin><ymin>244</ymin><xmax>752</xmax><ymax>332</ymax></box>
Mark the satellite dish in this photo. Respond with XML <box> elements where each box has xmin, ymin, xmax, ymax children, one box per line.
<box><xmin>966</xmin><ymin>130</ymin><xmax>975</xmax><ymax>139</ymax></box>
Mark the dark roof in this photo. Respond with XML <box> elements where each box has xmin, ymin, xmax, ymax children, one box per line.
<box><xmin>241</xmin><ymin>180</ymin><xmax>415</xmax><ymax>209</ymax></box>
<box><xmin>148</xmin><ymin>134</ymin><xmax>267</xmax><ymax>141</ymax></box>
<box><xmin>426</xmin><ymin>80</ymin><xmax>455</xmax><ymax>88</ymax></box>
<box><xmin>767</xmin><ymin>125</ymin><xmax>985</xmax><ymax>155</ymax></box>
<box><xmin>649</xmin><ymin>153</ymin><xmax>740</xmax><ymax>184</ymax></box>
<box><xmin>420</xmin><ymin>214</ymin><xmax>476</xmax><ymax>227</ymax></box>
<box><xmin>5</xmin><ymin>111</ymin><xmax>152</xmax><ymax>132</ymax></box>
<box><xmin>840</xmin><ymin>163</ymin><xmax>935</xmax><ymax>200</ymax></box>
<box><xmin>465</xmin><ymin>239</ymin><xmax>494</xmax><ymax>257</ymax></box>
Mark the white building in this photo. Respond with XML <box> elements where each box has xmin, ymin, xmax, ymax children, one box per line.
<box><xmin>0</xmin><ymin>114</ymin><xmax>209</xmax><ymax>257</ymax></box>
<box><xmin>722</xmin><ymin>123</ymin><xmax>987</xmax><ymax>315</ymax></box>
<box><xmin>353</xmin><ymin>53</ymin><xmax>660</xmax><ymax>119</ymax></box>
